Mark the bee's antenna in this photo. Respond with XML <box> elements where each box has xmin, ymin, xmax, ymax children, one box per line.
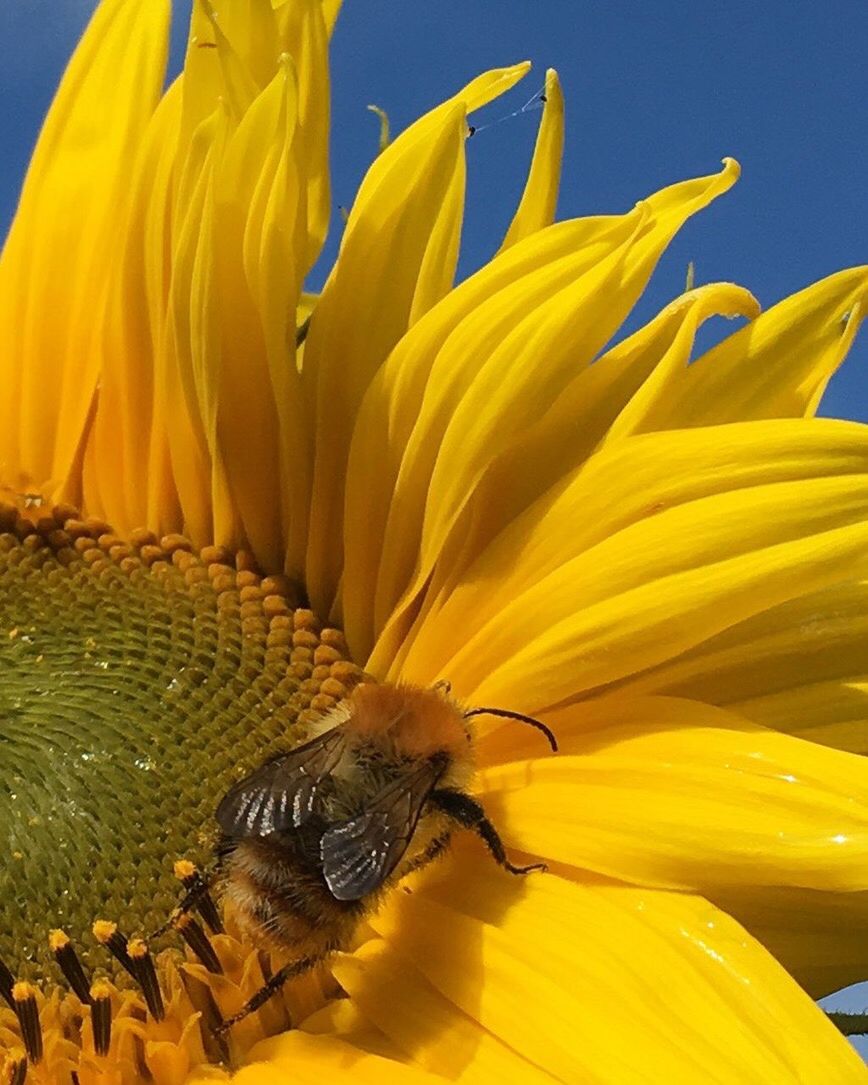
<box><xmin>463</xmin><ymin>708</ymin><xmax>558</xmax><ymax>752</ymax></box>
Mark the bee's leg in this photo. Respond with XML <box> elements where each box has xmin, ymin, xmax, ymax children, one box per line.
<box><xmin>215</xmin><ymin>954</ymin><xmax>320</xmax><ymax>1036</ymax></box>
<box><xmin>401</xmin><ymin>831</ymin><xmax>452</xmax><ymax>875</ymax></box>
<box><xmin>429</xmin><ymin>790</ymin><xmax>546</xmax><ymax>875</ymax></box>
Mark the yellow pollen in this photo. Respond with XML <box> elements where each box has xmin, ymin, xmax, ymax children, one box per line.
<box><xmin>91</xmin><ymin>920</ymin><xmax>117</xmax><ymax>946</ymax></box>
<box><xmin>174</xmin><ymin>858</ymin><xmax>197</xmax><ymax>880</ymax></box>
<box><xmin>89</xmin><ymin>980</ymin><xmax>112</xmax><ymax>1002</ymax></box>
<box><xmin>127</xmin><ymin>938</ymin><xmax>147</xmax><ymax>960</ymax></box>
<box><xmin>47</xmin><ymin>929</ymin><xmax>70</xmax><ymax>952</ymax></box>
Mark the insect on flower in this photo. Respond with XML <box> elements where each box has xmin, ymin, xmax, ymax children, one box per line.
<box><xmin>200</xmin><ymin>680</ymin><xmax>558</xmax><ymax>1031</ymax></box>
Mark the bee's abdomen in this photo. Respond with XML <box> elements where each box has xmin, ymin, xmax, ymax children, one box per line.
<box><xmin>219</xmin><ymin>836</ymin><xmax>362</xmax><ymax>957</ymax></box>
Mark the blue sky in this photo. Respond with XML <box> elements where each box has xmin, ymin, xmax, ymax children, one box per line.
<box><xmin>1</xmin><ymin>0</ymin><xmax>867</xmax><ymax>1045</ymax></box>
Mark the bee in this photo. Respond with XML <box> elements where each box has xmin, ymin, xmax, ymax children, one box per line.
<box><xmin>209</xmin><ymin>680</ymin><xmax>557</xmax><ymax>1031</ymax></box>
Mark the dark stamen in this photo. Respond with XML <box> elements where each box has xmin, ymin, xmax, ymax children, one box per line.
<box><xmin>464</xmin><ymin>706</ymin><xmax>558</xmax><ymax>751</ymax></box>
<box><xmin>177</xmin><ymin>915</ymin><xmax>223</xmax><ymax>974</ymax></box>
<box><xmin>12</xmin><ymin>983</ymin><xmax>42</xmax><ymax>1064</ymax></box>
<box><xmin>92</xmin><ymin>920</ymin><xmax>136</xmax><ymax>979</ymax></box>
<box><xmin>179</xmin><ymin>969</ymin><xmax>229</xmax><ymax>1065</ymax></box>
<box><xmin>6</xmin><ymin>1051</ymin><xmax>27</xmax><ymax>1085</ymax></box>
<box><xmin>49</xmin><ymin>929</ymin><xmax>92</xmax><ymax>1005</ymax></box>
<box><xmin>174</xmin><ymin>859</ymin><xmax>224</xmax><ymax>935</ymax></box>
<box><xmin>0</xmin><ymin>956</ymin><xmax>14</xmax><ymax>1009</ymax></box>
<box><xmin>128</xmin><ymin>939</ymin><xmax>165</xmax><ymax>1022</ymax></box>
<box><xmin>90</xmin><ymin>981</ymin><xmax>112</xmax><ymax>1057</ymax></box>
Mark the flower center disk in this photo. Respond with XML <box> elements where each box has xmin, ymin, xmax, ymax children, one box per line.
<box><xmin>0</xmin><ymin>501</ymin><xmax>363</xmax><ymax>977</ymax></box>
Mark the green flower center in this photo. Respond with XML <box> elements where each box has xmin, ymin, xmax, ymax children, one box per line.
<box><xmin>0</xmin><ymin>502</ymin><xmax>362</xmax><ymax>977</ymax></box>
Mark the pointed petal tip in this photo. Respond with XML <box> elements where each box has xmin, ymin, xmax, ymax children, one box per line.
<box><xmin>677</xmin><ymin>281</ymin><xmax>761</xmax><ymax>322</ymax></box>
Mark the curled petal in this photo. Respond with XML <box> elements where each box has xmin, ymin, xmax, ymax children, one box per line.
<box><xmin>643</xmin><ymin>266</ymin><xmax>868</xmax><ymax>429</ymax></box>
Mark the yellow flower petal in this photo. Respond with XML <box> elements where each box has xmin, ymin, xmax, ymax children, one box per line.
<box><xmin>621</xmin><ymin>577</ymin><xmax>868</xmax><ymax>752</ymax></box>
<box><xmin>320</xmin><ymin>0</ymin><xmax>342</xmax><ymax>36</ymax></box>
<box><xmin>82</xmin><ymin>81</ymin><xmax>183</xmax><ymax>532</ymax></box>
<box><xmin>394</xmin><ymin>419</ymin><xmax>868</xmax><ymax>704</ymax></box>
<box><xmin>331</xmin><ymin>940</ymin><xmax>559</xmax><ymax>1083</ymax></box>
<box><xmin>202</xmin><ymin>59</ymin><xmax>309</xmax><ymax>568</ymax></box>
<box><xmin>273</xmin><ymin>0</ymin><xmax>334</xmax><ymax>265</ymax></box>
<box><xmin>641</xmin><ymin>266</ymin><xmax>868</xmax><ymax>430</ymax></box>
<box><xmin>356</xmin><ymin>163</ymin><xmax>739</xmax><ymax>671</ymax></box>
<box><xmin>344</xmin><ymin>207</ymin><xmax>642</xmax><ymax>659</ymax></box>
<box><xmin>713</xmin><ymin>884</ymin><xmax>868</xmax><ymax>1000</ymax></box>
<box><xmin>306</xmin><ymin>66</ymin><xmax>532</xmax><ymax>613</ymax></box>
<box><xmin>371</xmin><ymin>863</ymin><xmax>864</xmax><ymax>1082</ymax></box>
<box><xmin>478</xmin><ymin>695</ymin><xmax>868</xmax><ymax>891</ymax></box>
<box><xmin>498</xmin><ymin>68</ymin><xmax>564</xmax><ymax>251</ymax></box>
<box><xmin>375</xmin><ymin>282</ymin><xmax>760</xmax><ymax>662</ymax></box>
<box><xmin>233</xmin><ymin>1031</ymin><xmax>444</xmax><ymax>1083</ymax></box>
<box><xmin>0</xmin><ymin>0</ymin><xmax>170</xmax><ymax>496</ymax></box>
<box><xmin>301</xmin><ymin>998</ymin><xmax>410</xmax><ymax>1062</ymax></box>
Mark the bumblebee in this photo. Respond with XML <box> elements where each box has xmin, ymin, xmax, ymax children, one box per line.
<box><xmin>212</xmin><ymin>680</ymin><xmax>557</xmax><ymax>1029</ymax></box>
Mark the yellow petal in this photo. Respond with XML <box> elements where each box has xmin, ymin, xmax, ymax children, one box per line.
<box><xmin>498</xmin><ymin>69</ymin><xmax>564</xmax><ymax>251</ymax></box>
<box><xmin>394</xmin><ymin>419</ymin><xmax>868</xmax><ymax>704</ymax></box>
<box><xmin>273</xmin><ymin>0</ymin><xmax>334</xmax><ymax>266</ymax></box>
<box><xmin>360</xmin><ymin>164</ymin><xmax>739</xmax><ymax>672</ymax></box>
<box><xmin>82</xmin><ymin>81</ymin><xmax>183</xmax><ymax>532</ymax></box>
<box><xmin>161</xmin><ymin>104</ymin><xmax>228</xmax><ymax>548</ymax></box>
<box><xmin>234</xmin><ymin>1031</ymin><xmax>444</xmax><ymax>1083</ymax></box>
<box><xmin>0</xmin><ymin>0</ymin><xmax>170</xmax><ymax>497</ymax></box>
<box><xmin>301</xmin><ymin>998</ymin><xmax>410</xmax><ymax>1063</ymax></box>
<box><xmin>478</xmin><ymin>695</ymin><xmax>868</xmax><ymax>891</ymax></box>
<box><xmin>344</xmin><ymin>209</ymin><xmax>642</xmax><ymax>660</ymax></box>
<box><xmin>305</xmin><ymin>67</ymin><xmax>530</xmax><ymax>615</ymax></box>
<box><xmin>620</xmin><ymin>577</ymin><xmax>868</xmax><ymax>753</ymax></box>
<box><xmin>320</xmin><ymin>0</ymin><xmax>342</xmax><ymax>37</ymax></box>
<box><xmin>640</xmin><ymin>266</ymin><xmax>868</xmax><ymax>429</ymax></box>
<box><xmin>384</xmin><ymin>282</ymin><xmax>760</xmax><ymax>664</ymax></box>
<box><xmin>371</xmin><ymin>862</ymin><xmax>864</xmax><ymax>1082</ymax></box>
<box><xmin>712</xmin><ymin>883</ymin><xmax>868</xmax><ymax>1000</ymax></box>
<box><xmin>332</xmin><ymin>941</ymin><xmax>558</xmax><ymax>1083</ymax></box>
<box><xmin>206</xmin><ymin>58</ymin><xmax>309</xmax><ymax>568</ymax></box>
<box><xmin>183</xmin><ymin>0</ymin><xmax>331</xmax><ymax>270</ymax></box>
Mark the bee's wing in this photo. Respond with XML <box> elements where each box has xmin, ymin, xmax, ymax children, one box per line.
<box><xmin>216</xmin><ymin>725</ymin><xmax>347</xmax><ymax>838</ymax></box>
<box><xmin>320</xmin><ymin>760</ymin><xmax>445</xmax><ymax>901</ymax></box>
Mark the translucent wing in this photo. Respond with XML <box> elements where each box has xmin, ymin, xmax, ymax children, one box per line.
<box><xmin>216</xmin><ymin>726</ymin><xmax>347</xmax><ymax>838</ymax></box>
<box><xmin>320</xmin><ymin>759</ymin><xmax>446</xmax><ymax>901</ymax></box>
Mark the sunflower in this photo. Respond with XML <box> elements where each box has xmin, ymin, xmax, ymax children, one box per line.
<box><xmin>1</xmin><ymin>1</ymin><xmax>868</xmax><ymax>1082</ymax></box>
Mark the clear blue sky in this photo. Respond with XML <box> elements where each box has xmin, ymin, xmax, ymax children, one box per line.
<box><xmin>1</xmin><ymin>0</ymin><xmax>867</xmax><ymax>1050</ymax></box>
